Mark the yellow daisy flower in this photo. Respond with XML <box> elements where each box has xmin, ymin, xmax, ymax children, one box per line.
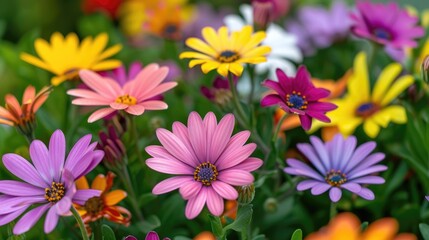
<box><xmin>322</xmin><ymin>52</ymin><xmax>414</xmax><ymax>138</ymax></box>
<box><xmin>179</xmin><ymin>25</ymin><xmax>271</xmax><ymax>77</ymax></box>
<box><xmin>21</xmin><ymin>32</ymin><xmax>122</xmax><ymax>86</ymax></box>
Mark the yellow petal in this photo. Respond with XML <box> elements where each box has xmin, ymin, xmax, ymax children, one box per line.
<box><xmin>202</xmin><ymin>27</ymin><xmax>221</xmax><ymax>52</ymax></box>
<box><xmin>241</xmin><ymin>46</ymin><xmax>271</xmax><ymax>59</ymax></box>
<box><xmin>75</xmin><ymin>176</ymin><xmax>89</xmax><ymax>190</ymax></box>
<box><xmin>218</xmin><ymin>26</ymin><xmax>229</xmax><ymax>50</ymax></box>
<box><xmin>239</xmin><ymin>31</ymin><xmax>266</xmax><ymax>54</ymax></box>
<box><xmin>374</xmin><ymin>105</ymin><xmax>407</xmax><ymax>125</ymax></box>
<box><xmin>201</xmin><ymin>61</ymin><xmax>220</xmax><ymax>74</ymax></box>
<box><xmin>189</xmin><ymin>59</ymin><xmax>208</xmax><ymax>68</ymax></box>
<box><xmin>233</xmin><ymin>26</ymin><xmax>252</xmax><ymax>52</ymax></box>
<box><xmin>363</xmin><ymin>118</ymin><xmax>380</xmax><ymax>138</ymax></box>
<box><xmin>185</xmin><ymin>38</ymin><xmax>217</xmax><ymax>57</ymax></box>
<box><xmin>51</xmin><ymin>75</ymin><xmax>68</xmax><ymax>86</ymax></box>
<box><xmin>104</xmin><ymin>190</ymin><xmax>127</xmax><ymax>206</ymax></box>
<box><xmin>179</xmin><ymin>51</ymin><xmax>212</xmax><ymax>60</ymax></box>
<box><xmin>228</xmin><ymin>63</ymin><xmax>244</xmax><ymax>76</ymax></box>
<box><xmin>91</xmin><ymin>60</ymin><xmax>122</xmax><ymax>71</ymax></box>
<box><xmin>236</xmin><ymin>56</ymin><xmax>267</xmax><ymax>64</ymax></box>
<box><xmin>91</xmin><ymin>174</ymin><xmax>107</xmax><ymax>191</ymax></box>
<box><xmin>372</xmin><ymin>63</ymin><xmax>402</xmax><ymax>103</ymax></box>
<box><xmin>380</xmin><ymin>75</ymin><xmax>414</xmax><ymax>106</ymax></box>
<box><xmin>216</xmin><ymin>63</ymin><xmax>229</xmax><ymax>77</ymax></box>
<box><xmin>349</xmin><ymin>52</ymin><xmax>370</xmax><ymax>101</ymax></box>
<box><xmin>97</xmin><ymin>44</ymin><xmax>122</xmax><ymax>61</ymax></box>
<box><xmin>20</xmin><ymin>53</ymin><xmax>53</xmax><ymax>73</ymax></box>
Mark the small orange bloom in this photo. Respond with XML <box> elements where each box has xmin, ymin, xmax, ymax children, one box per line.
<box><xmin>221</xmin><ymin>200</ymin><xmax>238</xmax><ymax>224</ymax></box>
<box><xmin>194</xmin><ymin>231</ymin><xmax>216</xmax><ymax>240</ymax></box>
<box><xmin>305</xmin><ymin>212</ymin><xmax>416</xmax><ymax>240</ymax></box>
<box><xmin>75</xmin><ymin>172</ymin><xmax>131</xmax><ymax>226</ymax></box>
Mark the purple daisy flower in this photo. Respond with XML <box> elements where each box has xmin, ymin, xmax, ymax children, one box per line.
<box><xmin>350</xmin><ymin>1</ymin><xmax>424</xmax><ymax>48</ymax></box>
<box><xmin>146</xmin><ymin>112</ymin><xmax>263</xmax><ymax>219</ymax></box>
<box><xmin>0</xmin><ymin>130</ymin><xmax>103</xmax><ymax>234</ymax></box>
<box><xmin>284</xmin><ymin>134</ymin><xmax>387</xmax><ymax>202</ymax></box>
<box><xmin>124</xmin><ymin>231</ymin><xmax>170</xmax><ymax>240</ymax></box>
<box><xmin>260</xmin><ymin>66</ymin><xmax>337</xmax><ymax>130</ymax></box>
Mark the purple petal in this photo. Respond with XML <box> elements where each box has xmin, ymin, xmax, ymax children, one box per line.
<box><xmin>29</xmin><ymin>140</ymin><xmax>52</xmax><ymax>184</ymax></box>
<box><xmin>187</xmin><ymin>112</ymin><xmax>207</xmax><ymax>162</ymax></box>
<box><xmin>209</xmin><ymin>114</ymin><xmax>235</xmax><ymax>162</ymax></box>
<box><xmin>260</xmin><ymin>94</ymin><xmax>282</xmax><ymax>107</ymax></box>
<box><xmin>305</xmin><ymin>88</ymin><xmax>331</xmax><ymax>101</ymax></box>
<box><xmin>62</xmin><ymin>169</ymin><xmax>77</xmax><ymax>199</ymax></box>
<box><xmin>171</xmin><ymin>122</ymin><xmax>200</xmax><ymax>166</ymax></box>
<box><xmin>185</xmin><ymin>188</ymin><xmax>207</xmax><ymax>219</ymax></box>
<box><xmin>146</xmin><ymin>231</ymin><xmax>160</xmax><ymax>240</ymax></box>
<box><xmin>338</xmin><ymin>135</ymin><xmax>357</xmax><ymax>171</ymax></box>
<box><xmin>49</xmin><ymin>130</ymin><xmax>66</xmax><ymax>182</ymax></box>
<box><xmin>0</xmin><ymin>196</ymin><xmax>45</xmax><ymax>214</ymax></box>
<box><xmin>2</xmin><ymin>153</ymin><xmax>47</xmax><ymax>188</ymax></box>
<box><xmin>349</xmin><ymin>176</ymin><xmax>385</xmax><ymax>184</ymax></box>
<box><xmin>348</xmin><ymin>165</ymin><xmax>388</xmax><ymax>179</ymax></box>
<box><xmin>262</xmin><ymin>79</ymin><xmax>285</xmax><ymax>95</ymax></box>
<box><xmin>72</xmin><ymin>189</ymin><xmax>101</xmax><ymax>205</ymax></box>
<box><xmin>310</xmin><ymin>183</ymin><xmax>331</xmax><ymax>195</ymax></box>
<box><xmin>206</xmin><ymin>187</ymin><xmax>224</xmax><ymax>216</ymax></box>
<box><xmin>78</xmin><ymin>150</ymin><xmax>104</xmax><ymax>178</ymax></box>
<box><xmin>294</xmin><ymin>66</ymin><xmax>312</xmax><ymax>92</ymax></box>
<box><xmin>356</xmin><ymin>187</ymin><xmax>375</xmax><ymax>200</ymax></box>
<box><xmin>285</xmin><ymin>159</ymin><xmax>325</xmax><ymax>181</ymax></box>
<box><xmin>0</xmin><ymin>205</ymin><xmax>28</xmax><ymax>226</ymax></box>
<box><xmin>179</xmin><ymin>181</ymin><xmax>202</xmax><ymax>200</ymax></box>
<box><xmin>329</xmin><ymin>134</ymin><xmax>344</xmax><ymax>169</ymax></box>
<box><xmin>296</xmin><ymin>180</ymin><xmax>321</xmax><ymax>191</ymax></box>
<box><xmin>64</xmin><ymin>134</ymin><xmax>92</xmax><ymax>171</ymax></box>
<box><xmin>341</xmin><ymin>183</ymin><xmax>362</xmax><ymax>194</ymax></box>
<box><xmin>152</xmin><ymin>176</ymin><xmax>193</xmax><ymax>195</ymax></box>
<box><xmin>211</xmin><ymin>181</ymin><xmax>238</xmax><ymax>200</ymax></box>
<box><xmin>329</xmin><ymin>187</ymin><xmax>342</xmax><ymax>202</ymax></box>
<box><xmin>13</xmin><ymin>204</ymin><xmax>50</xmax><ymax>235</ymax></box>
<box><xmin>426</xmin><ymin>196</ymin><xmax>429</xmax><ymax>202</ymax></box>
<box><xmin>0</xmin><ymin>180</ymin><xmax>44</xmax><ymax>196</ymax></box>
<box><xmin>296</xmin><ymin>143</ymin><xmax>326</xmax><ymax>174</ymax></box>
<box><xmin>218</xmin><ymin>169</ymin><xmax>254</xmax><ymax>186</ymax></box>
<box><xmin>275</xmin><ymin>68</ymin><xmax>292</xmax><ymax>91</ymax></box>
<box><xmin>55</xmin><ymin>197</ymin><xmax>71</xmax><ymax>215</ymax></box>
<box><xmin>309</xmin><ymin>136</ymin><xmax>331</xmax><ymax>170</ymax></box>
<box><xmin>343</xmin><ymin>141</ymin><xmax>377</xmax><ymax>173</ymax></box>
<box><xmin>348</xmin><ymin>153</ymin><xmax>385</xmax><ymax>176</ymax></box>
<box><xmin>299</xmin><ymin>114</ymin><xmax>312</xmax><ymax>131</ymax></box>
<box><xmin>307</xmin><ymin>101</ymin><xmax>338</xmax><ymax>111</ymax></box>
<box><xmin>44</xmin><ymin>207</ymin><xmax>59</xmax><ymax>233</ymax></box>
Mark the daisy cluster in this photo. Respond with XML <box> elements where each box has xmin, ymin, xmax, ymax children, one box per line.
<box><xmin>0</xmin><ymin>0</ymin><xmax>428</xmax><ymax>239</ymax></box>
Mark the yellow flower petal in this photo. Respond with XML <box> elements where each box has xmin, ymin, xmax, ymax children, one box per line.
<box><xmin>241</xmin><ymin>46</ymin><xmax>271</xmax><ymax>59</ymax></box>
<box><xmin>374</xmin><ymin>105</ymin><xmax>407</xmax><ymax>125</ymax></box>
<box><xmin>234</xmin><ymin>26</ymin><xmax>252</xmax><ymax>52</ymax></box>
<box><xmin>236</xmin><ymin>56</ymin><xmax>267</xmax><ymax>64</ymax></box>
<box><xmin>349</xmin><ymin>52</ymin><xmax>370</xmax><ymax>102</ymax></box>
<box><xmin>372</xmin><ymin>63</ymin><xmax>402</xmax><ymax>103</ymax></box>
<box><xmin>218</xmin><ymin>26</ymin><xmax>229</xmax><ymax>50</ymax></box>
<box><xmin>75</xmin><ymin>176</ymin><xmax>89</xmax><ymax>190</ymax></box>
<box><xmin>380</xmin><ymin>75</ymin><xmax>414</xmax><ymax>106</ymax></box>
<box><xmin>51</xmin><ymin>75</ymin><xmax>68</xmax><ymax>86</ymax></box>
<box><xmin>185</xmin><ymin>38</ymin><xmax>217</xmax><ymax>57</ymax></box>
<box><xmin>104</xmin><ymin>190</ymin><xmax>127</xmax><ymax>206</ymax></box>
<box><xmin>179</xmin><ymin>51</ymin><xmax>212</xmax><ymax>60</ymax></box>
<box><xmin>239</xmin><ymin>31</ymin><xmax>266</xmax><ymax>54</ymax></box>
<box><xmin>202</xmin><ymin>27</ymin><xmax>221</xmax><ymax>52</ymax></box>
<box><xmin>97</xmin><ymin>44</ymin><xmax>122</xmax><ymax>61</ymax></box>
<box><xmin>216</xmin><ymin>63</ymin><xmax>229</xmax><ymax>77</ymax></box>
<box><xmin>91</xmin><ymin>174</ymin><xmax>107</xmax><ymax>191</ymax></box>
<box><xmin>363</xmin><ymin>118</ymin><xmax>380</xmax><ymax>138</ymax></box>
<box><xmin>91</xmin><ymin>60</ymin><xmax>123</xmax><ymax>71</ymax></box>
<box><xmin>189</xmin><ymin>59</ymin><xmax>207</xmax><ymax>68</ymax></box>
<box><xmin>201</xmin><ymin>61</ymin><xmax>220</xmax><ymax>74</ymax></box>
<box><xmin>228</xmin><ymin>63</ymin><xmax>244</xmax><ymax>76</ymax></box>
<box><xmin>20</xmin><ymin>53</ymin><xmax>53</xmax><ymax>72</ymax></box>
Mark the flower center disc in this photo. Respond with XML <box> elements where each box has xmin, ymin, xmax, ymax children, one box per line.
<box><xmin>218</xmin><ymin>50</ymin><xmax>240</xmax><ymax>63</ymax></box>
<box><xmin>325</xmin><ymin>170</ymin><xmax>347</xmax><ymax>187</ymax></box>
<box><xmin>115</xmin><ymin>94</ymin><xmax>137</xmax><ymax>105</ymax></box>
<box><xmin>194</xmin><ymin>162</ymin><xmax>218</xmax><ymax>186</ymax></box>
<box><xmin>373</xmin><ymin>28</ymin><xmax>391</xmax><ymax>40</ymax></box>
<box><xmin>45</xmin><ymin>182</ymin><xmax>65</xmax><ymax>203</ymax></box>
<box><xmin>84</xmin><ymin>196</ymin><xmax>104</xmax><ymax>216</ymax></box>
<box><xmin>355</xmin><ymin>102</ymin><xmax>379</xmax><ymax>118</ymax></box>
<box><xmin>286</xmin><ymin>91</ymin><xmax>308</xmax><ymax>110</ymax></box>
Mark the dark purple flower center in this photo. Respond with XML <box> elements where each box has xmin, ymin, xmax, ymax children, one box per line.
<box><xmin>84</xmin><ymin>196</ymin><xmax>104</xmax><ymax>216</ymax></box>
<box><xmin>325</xmin><ymin>170</ymin><xmax>347</xmax><ymax>187</ymax></box>
<box><xmin>355</xmin><ymin>102</ymin><xmax>379</xmax><ymax>118</ymax></box>
<box><xmin>286</xmin><ymin>91</ymin><xmax>308</xmax><ymax>110</ymax></box>
<box><xmin>164</xmin><ymin>24</ymin><xmax>178</xmax><ymax>35</ymax></box>
<box><xmin>194</xmin><ymin>162</ymin><xmax>218</xmax><ymax>186</ymax></box>
<box><xmin>45</xmin><ymin>182</ymin><xmax>65</xmax><ymax>203</ymax></box>
<box><xmin>218</xmin><ymin>50</ymin><xmax>240</xmax><ymax>63</ymax></box>
<box><xmin>373</xmin><ymin>28</ymin><xmax>391</xmax><ymax>40</ymax></box>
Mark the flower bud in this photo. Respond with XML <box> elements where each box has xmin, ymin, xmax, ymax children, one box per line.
<box><xmin>421</xmin><ymin>55</ymin><xmax>429</xmax><ymax>83</ymax></box>
<box><xmin>264</xmin><ymin>197</ymin><xmax>278</xmax><ymax>213</ymax></box>
<box><xmin>237</xmin><ymin>184</ymin><xmax>255</xmax><ymax>205</ymax></box>
<box><xmin>252</xmin><ymin>0</ymin><xmax>291</xmax><ymax>29</ymax></box>
<box><xmin>98</xmin><ymin>125</ymin><xmax>127</xmax><ymax>169</ymax></box>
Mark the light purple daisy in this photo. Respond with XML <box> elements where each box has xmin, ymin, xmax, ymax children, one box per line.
<box><xmin>350</xmin><ymin>1</ymin><xmax>424</xmax><ymax>48</ymax></box>
<box><xmin>284</xmin><ymin>134</ymin><xmax>387</xmax><ymax>202</ymax></box>
<box><xmin>146</xmin><ymin>112</ymin><xmax>263</xmax><ymax>219</ymax></box>
<box><xmin>260</xmin><ymin>66</ymin><xmax>337</xmax><ymax>131</ymax></box>
<box><xmin>0</xmin><ymin>130</ymin><xmax>103</xmax><ymax>234</ymax></box>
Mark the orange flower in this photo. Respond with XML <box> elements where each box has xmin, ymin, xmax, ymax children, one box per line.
<box><xmin>221</xmin><ymin>200</ymin><xmax>238</xmax><ymax>224</ymax></box>
<box><xmin>274</xmin><ymin>70</ymin><xmax>350</xmax><ymax>140</ymax></box>
<box><xmin>305</xmin><ymin>212</ymin><xmax>416</xmax><ymax>240</ymax></box>
<box><xmin>194</xmin><ymin>231</ymin><xmax>216</xmax><ymax>240</ymax></box>
<box><xmin>75</xmin><ymin>172</ymin><xmax>131</xmax><ymax>226</ymax></box>
<box><xmin>0</xmin><ymin>85</ymin><xmax>51</xmax><ymax>137</ymax></box>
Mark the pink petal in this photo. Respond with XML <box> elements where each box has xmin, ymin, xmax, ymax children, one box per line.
<box><xmin>2</xmin><ymin>153</ymin><xmax>47</xmax><ymax>188</ymax></box>
<box><xmin>187</xmin><ymin>112</ymin><xmax>207</xmax><ymax>162</ymax></box>
<box><xmin>79</xmin><ymin>70</ymin><xmax>121</xmax><ymax>98</ymax></box>
<box><xmin>125</xmin><ymin>104</ymin><xmax>145</xmax><ymax>115</ymax></box>
<box><xmin>155</xmin><ymin>128</ymin><xmax>199</xmax><ymax>166</ymax></box>
<box><xmin>67</xmin><ymin>89</ymin><xmax>107</xmax><ymax>99</ymax></box>
<box><xmin>13</xmin><ymin>204</ymin><xmax>50</xmax><ymax>235</ymax></box>
<box><xmin>215</xmin><ymin>131</ymin><xmax>250</xmax><ymax>165</ymax></box>
<box><xmin>216</xmin><ymin>143</ymin><xmax>257</xmax><ymax>171</ymax></box>
<box><xmin>233</xmin><ymin>157</ymin><xmax>263</xmax><ymax>172</ymax></box>
<box><xmin>146</xmin><ymin>158</ymin><xmax>194</xmax><ymax>175</ymax></box>
<box><xmin>299</xmin><ymin>114</ymin><xmax>312</xmax><ymax>131</ymax></box>
<box><xmin>140</xmin><ymin>82</ymin><xmax>177</xmax><ymax>100</ymax></box>
<box><xmin>185</xmin><ymin>188</ymin><xmax>207</xmax><ymax>219</ymax></box>
<box><xmin>209</xmin><ymin>114</ymin><xmax>235</xmax><ymax>162</ymax></box>
<box><xmin>141</xmin><ymin>100</ymin><xmax>168</xmax><ymax>110</ymax></box>
<box><xmin>44</xmin><ymin>207</ymin><xmax>59</xmax><ymax>233</ymax></box>
<box><xmin>218</xmin><ymin>169</ymin><xmax>254</xmax><ymax>186</ymax></box>
<box><xmin>49</xmin><ymin>130</ymin><xmax>65</xmax><ymax>182</ymax></box>
<box><xmin>206</xmin><ymin>187</ymin><xmax>224</xmax><ymax>216</ymax></box>
<box><xmin>133</xmin><ymin>67</ymin><xmax>169</xmax><ymax>98</ymax></box>
<box><xmin>110</xmin><ymin>102</ymin><xmax>128</xmax><ymax>110</ymax></box>
<box><xmin>152</xmin><ymin>176</ymin><xmax>194</xmax><ymax>195</ymax></box>
<box><xmin>72</xmin><ymin>98</ymin><xmax>111</xmax><ymax>106</ymax></box>
<box><xmin>179</xmin><ymin>181</ymin><xmax>202</xmax><ymax>200</ymax></box>
<box><xmin>146</xmin><ymin>146</ymin><xmax>193</xmax><ymax>167</ymax></box>
<box><xmin>171</xmin><ymin>122</ymin><xmax>200</xmax><ymax>166</ymax></box>
<box><xmin>88</xmin><ymin>108</ymin><xmax>116</xmax><ymax>123</ymax></box>
<box><xmin>211</xmin><ymin>181</ymin><xmax>238</xmax><ymax>200</ymax></box>
<box><xmin>203</xmin><ymin>112</ymin><xmax>217</xmax><ymax>157</ymax></box>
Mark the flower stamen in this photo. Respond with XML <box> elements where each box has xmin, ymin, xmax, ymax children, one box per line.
<box><xmin>355</xmin><ymin>102</ymin><xmax>379</xmax><ymax>118</ymax></box>
<box><xmin>115</xmin><ymin>94</ymin><xmax>137</xmax><ymax>105</ymax></box>
<box><xmin>286</xmin><ymin>91</ymin><xmax>308</xmax><ymax>110</ymax></box>
<box><xmin>325</xmin><ymin>170</ymin><xmax>347</xmax><ymax>187</ymax></box>
<box><xmin>84</xmin><ymin>196</ymin><xmax>105</xmax><ymax>216</ymax></box>
<box><xmin>45</xmin><ymin>182</ymin><xmax>65</xmax><ymax>203</ymax></box>
<box><xmin>194</xmin><ymin>162</ymin><xmax>218</xmax><ymax>186</ymax></box>
<box><xmin>217</xmin><ymin>50</ymin><xmax>240</xmax><ymax>63</ymax></box>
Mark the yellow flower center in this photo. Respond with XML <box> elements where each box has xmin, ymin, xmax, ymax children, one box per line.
<box><xmin>194</xmin><ymin>162</ymin><xmax>218</xmax><ymax>186</ymax></box>
<box><xmin>84</xmin><ymin>196</ymin><xmax>104</xmax><ymax>216</ymax></box>
<box><xmin>355</xmin><ymin>102</ymin><xmax>379</xmax><ymax>118</ymax></box>
<box><xmin>115</xmin><ymin>94</ymin><xmax>137</xmax><ymax>105</ymax></box>
<box><xmin>325</xmin><ymin>170</ymin><xmax>347</xmax><ymax>187</ymax></box>
<box><xmin>286</xmin><ymin>91</ymin><xmax>308</xmax><ymax>110</ymax></box>
<box><xmin>45</xmin><ymin>182</ymin><xmax>65</xmax><ymax>203</ymax></box>
<box><xmin>218</xmin><ymin>50</ymin><xmax>240</xmax><ymax>63</ymax></box>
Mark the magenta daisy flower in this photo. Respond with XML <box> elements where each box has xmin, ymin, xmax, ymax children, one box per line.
<box><xmin>0</xmin><ymin>130</ymin><xmax>103</xmax><ymax>234</ymax></box>
<box><xmin>284</xmin><ymin>134</ymin><xmax>387</xmax><ymax>202</ymax></box>
<box><xmin>260</xmin><ymin>66</ymin><xmax>337</xmax><ymax>130</ymax></box>
<box><xmin>146</xmin><ymin>112</ymin><xmax>263</xmax><ymax>219</ymax></box>
<box><xmin>350</xmin><ymin>1</ymin><xmax>424</xmax><ymax>48</ymax></box>
<box><xmin>67</xmin><ymin>64</ymin><xmax>177</xmax><ymax>123</ymax></box>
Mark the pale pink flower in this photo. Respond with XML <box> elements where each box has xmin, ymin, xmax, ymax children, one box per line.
<box><xmin>146</xmin><ymin>112</ymin><xmax>263</xmax><ymax>219</ymax></box>
<box><xmin>67</xmin><ymin>64</ymin><xmax>177</xmax><ymax>123</ymax></box>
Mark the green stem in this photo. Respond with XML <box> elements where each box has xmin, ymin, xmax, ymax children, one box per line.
<box><xmin>71</xmin><ymin>205</ymin><xmax>89</xmax><ymax>240</ymax></box>
<box><xmin>272</xmin><ymin>112</ymin><xmax>288</xmax><ymax>142</ymax></box>
<box><xmin>129</xmin><ymin>116</ymin><xmax>145</xmax><ymax>167</ymax></box>
<box><xmin>247</xmin><ymin>66</ymin><xmax>256</xmax><ymax>105</ymax></box>
<box><xmin>330</xmin><ymin>202</ymin><xmax>337</xmax><ymax>220</ymax></box>
<box><xmin>119</xmin><ymin>165</ymin><xmax>144</xmax><ymax>222</ymax></box>
<box><xmin>92</xmin><ymin>220</ymin><xmax>102</xmax><ymax>240</ymax></box>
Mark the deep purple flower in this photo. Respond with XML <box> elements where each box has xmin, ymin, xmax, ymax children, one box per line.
<box><xmin>287</xmin><ymin>0</ymin><xmax>351</xmax><ymax>56</ymax></box>
<box><xmin>0</xmin><ymin>130</ymin><xmax>103</xmax><ymax>234</ymax></box>
<box><xmin>285</xmin><ymin>134</ymin><xmax>387</xmax><ymax>202</ymax></box>
<box><xmin>350</xmin><ymin>1</ymin><xmax>424</xmax><ymax>48</ymax></box>
<box><xmin>124</xmin><ymin>231</ymin><xmax>170</xmax><ymax>240</ymax></box>
<box><xmin>98</xmin><ymin>125</ymin><xmax>126</xmax><ymax>169</ymax></box>
<box><xmin>260</xmin><ymin>67</ymin><xmax>337</xmax><ymax>130</ymax></box>
<box><xmin>201</xmin><ymin>76</ymin><xmax>238</xmax><ymax>105</ymax></box>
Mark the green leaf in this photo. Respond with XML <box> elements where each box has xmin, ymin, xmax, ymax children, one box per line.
<box><xmin>101</xmin><ymin>225</ymin><xmax>115</xmax><ymax>240</ymax></box>
<box><xmin>290</xmin><ymin>229</ymin><xmax>302</xmax><ymax>240</ymax></box>
<box><xmin>252</xmin><ymin>235</ymin><xmax>266</xmax><ymax>240</ymax></box>
<box><xmin>209</xmin><ymin>215</ymin><xmax>223</xmax><ymax>237</ymax></box>
<box><xmin>173</xmin><ymin>237</ymin><xmax>193</xmax><ymax>240</ymax></box>
<box><xmin>360</xmin><ymin>222</ymin><xmax>368</xmax><ymax>231</ymax></box>
<box><xmin>420</xmin><ymin>223</ymin><xmax>429</xmax><ymax>240</ymax></box>
<box><xmin>224</xmin><ymin>204</ymin><xmax>253</xmax><ymax>233</ymax></box>
<box><xmin>136</xmin><ymin>215</ymin><xmax>161</xmax><ymax>233</ymax></box>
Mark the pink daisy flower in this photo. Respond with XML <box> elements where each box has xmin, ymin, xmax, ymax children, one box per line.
<box><xmin>67</xmin><ymin>64</ymin><xmax>177</xmax><ymax>123</ymax></box>
<box><xmin>146</xmin><ymin>112</ymin><xmax>263</xmax><ymax>219</ymax></box>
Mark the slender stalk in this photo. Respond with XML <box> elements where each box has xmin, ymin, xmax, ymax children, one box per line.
<box><xmin>92</xmin><ymin>220</ymin><xmax>102</xmax><ymax>240</ymax></box>
<box><xmin>71</xmin><ymin>205</ymin><xmax>89</xmax><ymax>240</ymax></box>
<box><xmin>330</xmin><ymin>202</ymin><xmax>337</xmax><ymax>220</ymax></box>
<box><xmin>272</xmin><ymin>112</ymin><xmax>288</xmax><ymax>142</ymax></box>
<box><xmin>118</xmin><ymin>165</ymin><xmax>144</xmax><ymax>222</ymax></box>
<box><xmin>247</xmin><ymin>66</ymin><xmax>256</xmax><ymax>105</ymax></box>
<box><xmin>129</xmin><ymin>116</ymin><xmax>145</xmax><ymax>167</ymax></box>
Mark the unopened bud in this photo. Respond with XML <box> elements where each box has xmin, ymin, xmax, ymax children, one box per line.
<box><xmin>150</xmin><ymin>117</ymin><xmax>165</xmax><ymax>131</ymax></box>
<box><xmin>237</xmin><ymin>184</ymin><xmax>255</xmax><ymax>204</ymax></box>
<box><xmin>264</xmin><ymin>197</ymin><xmax>278</xmax><ymax>213</ymax></box>
<box><xmin>252</xmin><ymin>0</ymin><xmax>274</xmax><ymax>30</ymax></box>
<box><xmin>422</xmin><ymin>55</ymin><xmax>429</xmax><ymax>83</ymax></box>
